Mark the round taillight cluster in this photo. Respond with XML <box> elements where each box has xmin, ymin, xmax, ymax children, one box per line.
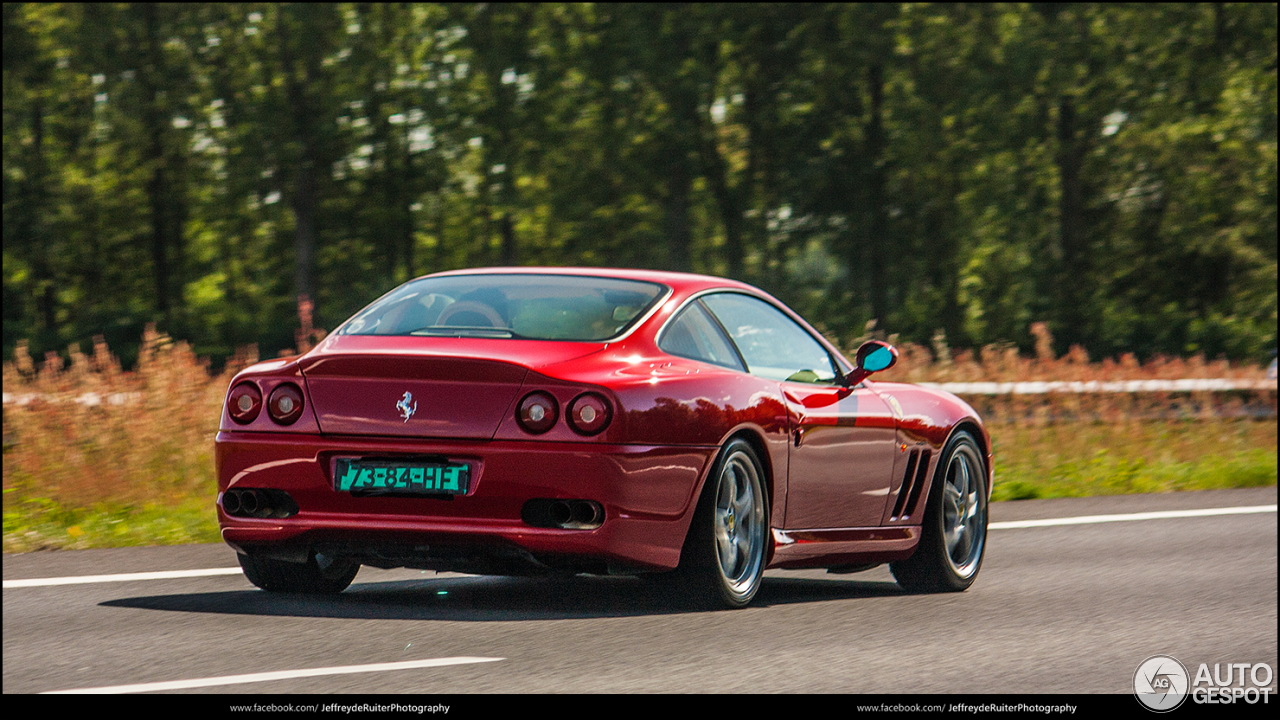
<box><xmin>267</xmin><ymin>383</ymin><xmax>305</xmax><ymax>425</ymax></box>
<box><xmin>228</xmin><ymin>382</ymin><xmax>262</xmax><ymax>424</ymax></box>
<box><xmin>227</xmin><ymin>381</ymin><xmax>306</xmax><ymax>426</ymax></box>
<box><xmin>516</xmin><ymin>392</ymin><xmax>559</xmax><ymax>434</ymax></box>
<box><xmin>515</xmin><ymin>390</ymin><xmax>613</xmax><ymax>436</ymax></box>
<box><xmin>567</xmin><ymin>393</ymin><xmax>612</xmax><ymax>436</ymax></box>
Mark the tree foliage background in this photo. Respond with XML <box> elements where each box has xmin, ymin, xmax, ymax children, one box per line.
<box><xmin>4</xmin><ymin>3</ymin><xmax>1276</xmax><ymax>368</ymax></box>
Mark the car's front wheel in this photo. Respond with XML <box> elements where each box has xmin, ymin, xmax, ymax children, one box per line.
<box><xmin>890</xmin><ymin>429</ymin><xmax>988</xmax><ymax>593</ymax></box>
<box><xmin>238</xmin><ymin>551</ymin><xmax>360</xmax><ymax>594</ymax></box>
<box><xmin>670</xmin><ymin>438</ymin><xmax>769</xmax><ymax>609</ymax></box>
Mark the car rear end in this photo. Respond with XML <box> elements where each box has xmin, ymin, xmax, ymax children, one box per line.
<box><xmin>215</xmin><ymin>273</ymin><xmax>713</xmax><ymax>577</ymax></box>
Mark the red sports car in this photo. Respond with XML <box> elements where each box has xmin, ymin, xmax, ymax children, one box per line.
<box><xmin>216</xmin><ymin>268</ymin><xmax>991</xmax><ymax>608</ymax></box>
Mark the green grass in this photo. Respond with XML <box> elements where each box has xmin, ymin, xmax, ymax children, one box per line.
<box><xmin>4</xmin><ymin>419</ymin><xmax>1274</xmax><ymax>552</ymax></box>
<box><xmin>991</xmin><ymin>447</ymin><xmax>1276</xmax><ymax>501</ymax></box>
<box><xmin>3</xmin><ymin>491</ymin><xmax>221</xmax><ymax>553</ymax></box>
<box><xmin>989</xmin><ymin>420</ymin><xmax>1277</xmax><ymax>501</ymax></box>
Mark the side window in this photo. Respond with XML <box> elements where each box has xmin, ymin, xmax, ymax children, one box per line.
<box><xmin>659</xmin><ymin>302</ymin><xmax>746</xmax><ymax>371</ymax></box>
<box><xmin>701</xmin><ymin>293</ymin><xmax>838</xmax><ymax>384</ymax></box>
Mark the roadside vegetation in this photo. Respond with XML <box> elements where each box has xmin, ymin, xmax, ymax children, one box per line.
<box><xmin>4</xmin><ymin>325</ymin><xmax>1274</xmax><ymax>552</ymax></box>
<box><xmin>6</xmin><ymin>5</ymin><xmax>1276</xmax><ymax>375</ymax></box>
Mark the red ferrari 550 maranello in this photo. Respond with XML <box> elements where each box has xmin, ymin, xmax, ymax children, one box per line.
<box><xmin>216</xmin><ymin>267</ymin><xmax>991</xmax><ymax>608</ymax></box>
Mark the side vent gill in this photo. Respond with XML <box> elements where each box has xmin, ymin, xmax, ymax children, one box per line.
<box><xmin>891</xmin><ymin>448</ymin><xmax>932</xmax><ymax>521</ymax></box>
<box><xmin>890</xmin><ymin>450</ymin><xmax>919</xmax><ymax>520</ymax></box>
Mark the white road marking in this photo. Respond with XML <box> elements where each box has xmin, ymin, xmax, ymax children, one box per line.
<box><xmin>5</xmin><ymin>505</ymin><xmax>1275</xmax><ymax>589</ymax></box>
<box><xmin>990</xmin><ymin>504</ymin><xmax>1276</xmax><ymax>530</ymax></box>
<box><xmin>41</xmin><ymin>656</ymin><xmax>505</xmax><ymax>694</ymax></box>
<box><xmin>3</xmin><ymin>567</ymin><xmax>244</xmax><ymax>588</ymax></box>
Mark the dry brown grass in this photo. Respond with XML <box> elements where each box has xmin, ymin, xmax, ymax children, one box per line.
<box><xmin>865</xmin><ymin>323</ymin><xmax>1276</xmax><ymax>424</ymax></box>
<box><xmin>878</xmin><ymin>323</ymin><xmax>1270</xmax><ymax>384</ymax></box>
<box><xmin>2</xmin><ymin>326</ymin><xmax>258</xmax><ymax>510</ymax></box>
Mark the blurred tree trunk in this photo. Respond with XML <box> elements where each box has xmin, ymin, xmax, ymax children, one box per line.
<box><xmin>1055</xmin><ymin>92</ymin><xmax>1088</xmax><ymax>346</ymax></box>
<box><xmin>499</xmin><ymin>213</ymin><xmax>517</xmax><ymax>266</ymax></box>
<box><xmin>666</xmin><ymin>151</ymin><xmax>693</xmax><ymax>272</ymax></box>
<box><xmin>29</xmin><ymin>97</ymin><xmax>57</xmax><ymax>333</ymax></box>
<box><xmin>864</xmin><ymin>62</ymin><xmax>890</xmax><ymax>325</ymax></box>
<box><xmin>277</xmin><ymin>6</ymin><xmax>323</xmax><ymax>303</ymax></box>
<box><xmin>138</xmin><ymin>2</ymin><xmax>186</xmax><ymax>328</ymax></box>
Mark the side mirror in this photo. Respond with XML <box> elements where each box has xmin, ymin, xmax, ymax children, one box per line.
<box><xmin>842</xmin><ymin>340</ymin><xmax>899</xmax><ymax>387</ymax></box>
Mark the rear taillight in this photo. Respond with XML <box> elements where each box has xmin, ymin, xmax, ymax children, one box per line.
<box><xmin>267</xmin><ymin>383</ymin><xmax>305</xmax><ymax>425</ymax></box>
<box><xmin>567</xmin><ymin>392</ymin><xmax>612</xmax><ymax>435</ymax></box>
<box><xmin>228</xmin><ymin>382</ymin><xmax>262</xmax><ymax>424</ymax></box>
<box><xmin>516</xmin><ymin>391</ymin><xmax>559</xmax><ymax>434</ymax></box>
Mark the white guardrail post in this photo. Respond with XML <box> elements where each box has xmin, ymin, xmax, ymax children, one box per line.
<box><xmin>3</xmin><ymin>380</ymin><xmax>1275</xmax><ymax>405</ymax></box>
<box><xmin>918</xmin><ymin>379</ymin><xmax>1278</xmax><ymax>395</ymax></box>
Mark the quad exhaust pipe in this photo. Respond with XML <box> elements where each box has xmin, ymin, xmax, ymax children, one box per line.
<box><xmin>522</xmin><ymin>499</ymin><xmax>604</xmax><ymax>529</ymax></box>
<box><xmin>222</xmin><ymin>488</ymin><xmax>299</xmax><ymax>519</ymax></box>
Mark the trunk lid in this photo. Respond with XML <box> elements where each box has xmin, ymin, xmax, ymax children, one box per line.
<box><xmin>300</xmin><ymin>334</ymin><xmax>602</xmax><ymax>438</ymax></box>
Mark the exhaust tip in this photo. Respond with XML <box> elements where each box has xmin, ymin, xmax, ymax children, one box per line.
<box><xmin>251</xmin><ymin>490</ymin><xmax>274</xmax><ymax>518</ymax></box>
<box><xmin>222</xmin><ymin>490</ymin><xmax>241</xmax><ymax>515</ymax></box>
<box><xmin>521</xmin><ymin>499</ymin><xmax>603</xmax><ymax>529</ymax></box>
<box><xmin>239</xmin><ymin>489</ymin><xmax>259</xmax><ymax>515</ymax></box>
<box><xmin>549</xmin><ymin>501</ymin><xmax>573</xmax><ymax>526</ymax></box>
<box><xmin>571</xmin><ymin>500</ymin><xmax>602</xmax><ymax>526</ymax></box>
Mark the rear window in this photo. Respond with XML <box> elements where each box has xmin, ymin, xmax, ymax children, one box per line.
<box><xmin>337</xmin><ymin>274</ymin><xmax>668</xmax><ymax>342</ymax></box>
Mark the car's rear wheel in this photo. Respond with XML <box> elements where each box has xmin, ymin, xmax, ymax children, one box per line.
<box><xmin>890</xmin><ymin>430</ymin><xmax>988</xmax><ymax>593</ymax></box>
<box><xmin>669</xmin><ymin>438</ymin><xmax>769</xmax><ymax>609</ymax></box>
<box><xmin>238</xmin><ymin>551</ymin><xmax>360</xmax><ymax>594</ymax></box>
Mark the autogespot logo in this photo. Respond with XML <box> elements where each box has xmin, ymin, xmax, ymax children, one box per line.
<box><xmin>1135</xmin><ymin>655</ymin><xmax>1190</xmax><ymax>712</ymax></box>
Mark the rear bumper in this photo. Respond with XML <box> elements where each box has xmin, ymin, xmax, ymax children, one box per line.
<box><xmin>215</xmin><ymin>431</ymin><xmax>715</xmax><ymax>572</ymax></box>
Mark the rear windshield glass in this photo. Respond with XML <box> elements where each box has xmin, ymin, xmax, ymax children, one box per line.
<box><xmin>337</xmin><ymin>274</ymin><xmax>668</xmax><ymax>342</ymax></box>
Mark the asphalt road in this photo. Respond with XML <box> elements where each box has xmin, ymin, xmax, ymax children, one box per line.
<box><xmin>4</xmin><ymin>487</ymin><xmax>1276</xmax><ymax>695</ymax></box>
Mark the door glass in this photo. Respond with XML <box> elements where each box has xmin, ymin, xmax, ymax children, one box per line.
<box><xmin>701</xmin><ymin>294</ymin><xmax>837</xmax><ymax>383</ymax></box>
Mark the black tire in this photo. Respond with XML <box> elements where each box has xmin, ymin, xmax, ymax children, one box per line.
<box><xmin>238</xmin><ymin>551</ymin><xmax>360</xmax><ymax>594</ymax></box>
<box><xmin>668</xmin><ymin>438</ymin><xmax>770</xmax><ymax>609</ymax></box>
<box><xmin>890</xmin><ymin>430</ymin><xmax>988</xmax><ymax>593</ymax></box>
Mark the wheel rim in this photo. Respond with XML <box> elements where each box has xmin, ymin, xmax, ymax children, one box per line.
<box><xmin>941</xmin><ymin>443</ymin><xmax>986</xmax><ymax>578</ymax></box>
<box><xmin>714</xmin><ymin>449</ymin><xmax>766</xmax><ymax>596</ymax></box>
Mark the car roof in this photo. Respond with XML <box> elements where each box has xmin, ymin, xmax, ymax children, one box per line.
<box><xmin>421</xmin><ymin>266</ymin><xmax>760</xmax><ymax>297</ymax></box>
<box><xmin>413</xmin><ymin>267</ymin><xmax>845</xmax><ymax>363</ymax></box>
